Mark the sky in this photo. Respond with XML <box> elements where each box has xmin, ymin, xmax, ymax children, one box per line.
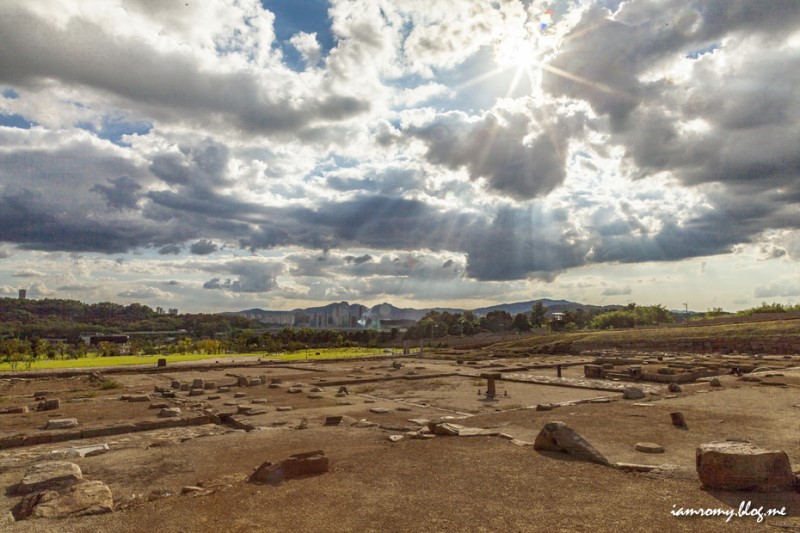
<box><xmin>1</xmin><ymin>0</ymin><xmax>799</xmax><ymax>314</ymax></box>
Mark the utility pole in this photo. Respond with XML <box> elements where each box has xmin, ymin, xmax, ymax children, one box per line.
<box><xmin>683</xmin><ymin>303</ymin><xmax>688</xmax><ymax>313</ymax></box>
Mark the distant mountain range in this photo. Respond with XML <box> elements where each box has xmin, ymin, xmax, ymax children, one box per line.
<box><xmin>227</xmin><ymin>299</ymin><xmax>623</xmax><ymax>326</ymax></box>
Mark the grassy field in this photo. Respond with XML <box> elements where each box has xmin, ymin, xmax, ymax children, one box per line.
<box><xmin>488</xmin><ymin>318</ymin><xmax>800</xmax><ymax>354</ymax></box>
<box><xmin>0</xmin><ymin>346</ymin><xmax>414</xmax><ymax>372</ymax></box>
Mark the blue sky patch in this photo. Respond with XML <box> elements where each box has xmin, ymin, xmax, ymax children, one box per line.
<box><xmin>261</xmin><ymin>0</ymin><xmax>334</xmax><ymax>71</ymax></box>
<box><xmin>0</xmin><ymin>113</ymin><xmax>35</xmax><ymax>129</ymax></box>
<box><xmin>2</xmin><ymin>88</ymin><xmax>20</xmax><ymax>99</ymax></box>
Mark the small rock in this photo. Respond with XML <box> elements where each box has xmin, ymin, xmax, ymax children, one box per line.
<box><xmin>369</xmin><ymin>407</ymin><xmax>390</xmax><ymax>414</ymax></box>
<box><xmin>387</xmin><ymin>435</ymin><xmax>404</xmax><ymax>442</ymax></box>
<box><xmin>234</xmin><ymin>392</ymin><xmax>246</xmax><ymax>398</ymax></box>
<box><xmin>325</xmin><ymin>416</ymin><xmax>343</xmax><ymax>426</ymax></box>
<box><xmin>667</xmin><ymin>382</ymin><xmax>682</xmax><ymax>393</ymax></box>
<box><xmin>171</xmin><ymin>380</ymin><xmax>181</xmax><ymax>389</ymax></box>
<box><xmin>533</xmin><ymin>421</ymin><xmax>609</xmax><ymax>465</ymax></box>
<box><xmin>237</xmin><ymin>405</ymin><xmax>253</xmax><ymax>414</ymax></box>
<box><xmin>269</xmin><ymin>383</ymin><xmax>282</xmax><ymax>389</ymax></box>
<box><xmin>252</xmin><ymin>398</ymin><xmax>268</xmax><ymax>404</ymax></box>
<box><xmin>128</xmin><ymin>394</ymin><xmax>151</xmax><ymax>402</ymax></box>
<box><xmin>207</xmin><ymin>394</ymin><xmax>221</xmax><ymax>400</ymax></box>
<box><xmin>276</xmin><ymin>406</ymin><xmax>292</xmax><ymax>412</ymax></box>
<box><xmin>203</xmin><ymin>382</ymin><xmax>216</xmax><ymax>390</ymax></box>
<box><xmin>189</xmin><ymin>388</ymin><xmax>204</xmax><ymax>396</ymax></box>
<box><xmin>709</xmin><ymin>378</ymin><xmax>721</xmax><ymax>387</ymax></box>
<box><xmin>149</xmin><ymin>403</ymin><xmax>169</xmax><ymax>409</ymax></box>
<box><xmin>287</xmin><ymin>388</ymin><xmax>302</xmax><ymax>394</ymax></box>
<box><xmin>192</xmin><ymin>379</ymin><xmax>205</xmax><ymax>389</ymax></box>
<box><xmin>158</xmin><ymin>407</ymin><xmax>181</xmax><ymax>418</ymax></box>
<box><xmin>634</xmin><ymin>442</ymin><xmax>664</xmax><ymax>454</ymax></box>
<box><xmin>535</xmin><ymin>404</ymin><xmax>553</xmax><ymax>411</ymax></box>
<box><xmin>352</xmin><ymin>419</ymin><xmax>378</xmax><ymax>428</ymax></box>
<box><xmin>310</xmin><ymin>387</ymin><xmax>324</xmax><ymax>393</ymax></box>
<box><xmin>22</xmin><ymin>480</ymin><xmax>113</xmax><ymax>519</ymax></box>
<box><xmin>218</xmin><ymin>386</ymin><xmax>230</xmax><ymax>393</ymax></box>
<box><xmin>622</xmin><ymin>387</ymin><xmax>645</xmax><ymax>400</ymax></box>
<box><xmin>38</xmin><ymin>399</ymin><xmax>61</xmax><ymax>411</ymax></box>
<box><xmin>180</xmin><ymin>486</ymin><xmax>206</xmax><ymax>495</ymax></box>
<box><xmin>396</xmin><ymin>406</ymin><xmax>412</xmax><ymax>412</ymax></box>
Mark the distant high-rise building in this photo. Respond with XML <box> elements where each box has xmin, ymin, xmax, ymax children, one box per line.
<box><xmin>18</xmin><ymin>289</ymin><xmax>26</xmax><ymax>300</ymax></box>
<box><xmin>168</xmin><ymin>308</ymin><xmax>178</xmax><ymax>315</ymax></box>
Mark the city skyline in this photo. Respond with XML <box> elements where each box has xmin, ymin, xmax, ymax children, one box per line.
<box><xmin>1</xmin><ymin>0</ymin><xmax>799</xmax><ymax>314</ymax></box>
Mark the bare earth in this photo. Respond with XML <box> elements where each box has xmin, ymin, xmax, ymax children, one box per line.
<box><xmin>1</xmin><ymin>354</ymin><xmax>799</xmax><ymax>532</ymax></box>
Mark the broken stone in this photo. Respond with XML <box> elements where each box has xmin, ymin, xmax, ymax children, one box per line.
<box><xmin>234</xmin><ymin>392</ymin><xmax>246</xmax><ymax>398</ymax></box>
<box><xmin>667</xmin><ymin>382</ymin><xmax>682</xmax><ymax>393</ymax></box>
<box><xmin>52</xmin><ymin>444</ymin><xmax>109</xmax><ymax>459</ymax></box>
<box><xmin>352</xmin><ymin>419</ymin><xmax>378</xmax><ymax>428</ymax></box>
<box><xmin>670</xmin><ymin>412</ymin><xmax>688</xmax><ymax>429</ymax></box>
<box><xmin>128</xmin><ymin>394</ymin><xmax>151</xmax><ymax>402</ymax></box>
<box><xmin>204</xmin><ymin>382</ymin><xmax>216</xmax><ymax>390</ymax></box>
<box><xmin>38</xmin><ymin>398</ymin><xmax>61</xmax><ymax>411</ymax></box>
<box><xmin>696</xmin><ymin>441</ymin><xmax>794</xmax><ymax>491</ymax></box>
<box><xmin>0</xmin><ymin>512</ymin><xmax>13</xmax><ymax>526</ymax></box>
<box><xmin>269</xmin><ymin>383</ymin><xmax>282</xmax><ymax>389</ymax></box>
<box><xmin>369</xmin><ymin>407</ymin><xmax>390</xmax><ymax>414</ymax></box>
<box><xmin>16</xmin><ymin>461</ymin><xmax>83</xmax><ymax>495</ymax></box>
<box><xmin>387</xmin><ymin>435</ymin><xmax>404</xmax><ymax>442</ymax></box>
<box><xmin>180</xmin><ymin>486</ymin><xmax>206</xmax><ymax>495</ymax></box>
<box><xmin>149</xmin><ymin>402</ymin><xmax>169</xmax><ymax>409</ymax></box>
<box><xmin>249</xmin><ymin>450</ymin><xmax>329</xmax><ymax>484</ymax></box>
<box><xmin>276</xmin><ymin>406</ymin><xmax>292</xmax><ymax>412</ymax></box>
<box><xmin>192</xmin><ymin>379</ymin><xmax>205</xmax><ymax>389</ymax></box>
<box><xmin>408</xmin><ymin>418</ymin><xmax>430</xmax><ymax>426</ymax></box>
<box><xmin>535</xmin><ymin>404</ymin><xmax>554</xmax><ymax>411</ymax></box>
<box><xmin>158</xmin><ymin>407</ymin><xmax>182</xmax><ymax>418</ymax></box>
<box><xmin>171</xmin><ymin>380</ymin><xmax>181</xmax><ymax>389</ymax></box>
<box><xmin>218</xmin><ymin>386</ymin><xmax>230</xmax><ymax>393</ymax></box>
<box><xmin>310</xmin><ymin>386</ymin><xmax>324</xmax><ymax>393</ymax></box>
<box><xmin>25</xmin><ymin>480</ymin><xmax>113</xmax><ymax>519</ymax></box>
<box><xmin>533</xmin><ymin>421</ymin><xmax>609</xmax><ymax>465</ymax></box>
<box><xmin>635</xmin><ymin>442</ymin><xmax>665</xmax><ymax>454</ymax></box>
<box><xmin>709</xmin><ymin>378</ymin><xmax>722</xmax><ymax>387</ymax></box>
<box><xmin>252</xmin><ymin>398</ymin><xmax>268</xmax><ymax>404</ymax></box>
<box><xmin>287</xmin><ymin>387</ymin><xmax>302</xmax><ymax>394</ymax></box>
<box><xmin>622</xmin><ymin>387</ymin><xmax>645</xmax><ymax>400</ymax></box>
<box><xmin>2</xmin><ymin>405</ymin><xmax>29</xmax><ymax>414</ymax></box>
<box><xmin>325</xmin><ymin>416</ymin><xmax>343</xmax><ymax>426</ymax></box>
<box><xmin>396</xmin><ymin>406</ymin><xmax>412</xmax><ymax>412</ymax></box>
<box><xmin>207</xmin><ymin>394</ymin><xmax>221</xmax><ymax>400</ymax></box>
<box><xmin>46</xmin><ymin>418</ymin><xmax>79</xmax><ymax>430</ymax></box>
<box><xmin>249</xmin><ymin>379</ymin><xmax>262</xmax><ymax>386</ymax></box>
<box><xmin>188</xmin><ymin>388</ymin><xmax>204</xmax><ymax>396</ymax></box>
<box><xmin>180</xmin><ymin>383</ymin><xmax>191</xmax><ymax>391</ymax></box>
<box><xmin>432</xmin><ymin>423</ymin><xmax>465</xmax><ymax>436</ymax></box>
<box><xmin>244</xmin><ymin>409</ymin><xmax>266</xmax><ymax>416</ymax></box>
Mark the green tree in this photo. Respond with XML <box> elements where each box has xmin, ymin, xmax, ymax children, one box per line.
<box><xmin>531</xmin><ymin>301</ymin><xmax>548</xmax><ymax>328</ymax></box>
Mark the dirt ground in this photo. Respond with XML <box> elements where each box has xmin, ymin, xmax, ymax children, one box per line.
<box><xmin>1</xmin><ymin>354</ymin><xmax>799</xmax><ymax>532</ymax></box>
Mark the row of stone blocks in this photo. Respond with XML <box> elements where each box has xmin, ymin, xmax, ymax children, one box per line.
<box><xmin>0</xmin><ymin>414</ymin><xmax>219</xmax><ymax>450</ymax></box>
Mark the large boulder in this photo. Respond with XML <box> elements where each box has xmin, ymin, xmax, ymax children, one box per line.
<box><xmin>534</xmin><ymin>421</ymin><xmax>609</xmax><ymax>465</ymax></box>
<box><xmin>250</xmin><ymin>450</ymin><xmax>329</xmax><ymax>484</ymax></box>
<box><xmin>696</xmin><ymin>442</ymin><xmax>794</xmax><ymax>491</ymax></box>
<box><xmin>16</xmin><ymin>481</ymin><xmax>113</xmax><ymax>519</ymax></box>
<box><xmin>16</xmin><ymin>461</ymin><xmax>83</xmax><ymax>495</ymax></box>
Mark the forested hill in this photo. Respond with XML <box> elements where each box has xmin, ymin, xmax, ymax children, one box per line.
<box><xmin>0</xmin><ymin>298</ymin><xmax>257</xmax><ymax>339</ymax></box>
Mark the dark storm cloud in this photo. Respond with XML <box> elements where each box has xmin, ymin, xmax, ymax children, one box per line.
<box><xmin>189</xmin><ymin>239</ymin><xmax>219</xmax><ymax>255</ymax></box>
<box><xmin>408</xmin><ymin>111</ymin><xmax>567</xmax><ymax>199</ymax></box>
<box><xmin>158</xmin><ymin>244</ymin><xmax>182</xmax><ymax>255</ymax></box>
<box><xmin>344</xmin><ymin>254</ymin><xmax>373</xmax><ymax>265</ymax></box>
<box><xmin>90</xmin><ymin>175</ymin><xmax>142</xmax><ymax>210</ymax></box>
<box><xmin>0</xmin><ymin>6</ymin><xmax>369</xmax><ymax>137</ymax></box>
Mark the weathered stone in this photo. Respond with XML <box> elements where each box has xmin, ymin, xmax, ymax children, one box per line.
<box><xmin>249</xmin><ymin>451</ymin><xmax>329</xmax><ymax>484</ymax></box>
<box><xmin>2</xmin><ymin>405</ymin><xmax>29</xmax><ymax>414</ymax></box>
<box><xmin>26</xmin><ymin>481</ymin><xmax>113</xmax><ymax>518</ymax></box>
<box><xmin>188</xmin><ymin>388</ymin><xmax>204</xmax><ymax>396</ymax></box>
<box><xmin>269</xmin><ymin>383</ymin><xmax>282</xmax><ymax>389</ymax></box>
<box><xmin>457</xmin><ymin>427</ymin><xmax>500</xmax><ymax>437</ymax></box>
<box><xmin>287</xmin><ymin>387</ymin><xmax>302</xmax><ymax>394</ymax></box>
<box><xmin>622</xmin><ymin>387</ymin><xmax>645</xmax><ymax>400</ymax></box>
<box><xmin>387</xmin><ymin>434</ymin><xmax>404</xmax><ymax>442</ymax></box>
<box><xmin>696</xmin><ymin>442</ymin><xmax>794</xmax><ymax>491</ymax></box>
<box><xmin>207</xmin><ymin>394</ymin><xmax>221</xmax><ymax>400</ymax></box>
<box><xmin>432</xmin><ymin>423</ymin><xmax>465</xmax><ymax>436</ymax></box>
<box><xmin>369</xmin><ymin>407</ymin><xmax>390</xmax><ymax>414</ymax></box>
<box><xmin>352</xmin><ymin>419</ymin><xmax>378</xmax><ymax>428</ymax></box>
<box><xmin>533</xmin><ymin>421</ymin><xmax>609</xmax><ymax>465</ymax></box>
<box><xmin>635</xmin><ymin>442</ymin><xmax>665</xmax><ymax>454</ymax></box>
<box><xmin>171</xmin><ymin>380</ymin><xmax>182</xmax><ymax>389</ymax></box>
<box><xmin>149</xmin><ymin>402</ymin><xmax>169</xmax><ymax>409</ymax></box>
<box><xmin>249</xmin><ymin>379</ymin><xmax>262</xmax><ymax>386</ymax></box>
<box><xmin>192</xmin><ymin>378</ymin><xmax>205</xmax><ymax>389</ymax></box>
<box><xmin>180</xmin><ymin>383</ymin><xmax>191</xmax><ymax>391</ymax></box>
<box><xmin>668</xmin><ymin>382</ymin><xmax>682</xmax><ymax>393</ymax></box>
<box><xmin>408</xmin><ymin>418</ymin><xmax>430</xmax><ymax>426</ymax></box>
<box><xmin>396</xmin><ymin>406</ymin><xmax>412</xmax><ymax>412</ymax></box>
<box><xmin>52</xmin><ymin>444</ymin><xmax>109</xmax><ymax>459</ymax></box>
<box><xmin>218</xmin><ymin>386</ymin><xmax>230</xmax><ymax>393</ymax></box>
<box><xmin>276</xmin><ymin>406</ymin><xmax>292</xmax><ymax>412</ymax></box>
<box><xmin>324</xmin><ymin>416</ymin><xmax>343</xmax><ymax>426</ymax></box>
<box><xmin>671</xmin><ymin>412</ymin><xmax>688</xmax><ymax>429</ymax></box>
<box><xmin>234</xmin><ymin>392</ymin><xmax>246</xmax><ymax>398</ymax></box>
<box><xmin>158</xmin><ymin>407</ymin><xmax>182</xmax><ymax>418</ymax></box>
<box><xmin>237</xmin><ymin>376</ymin><xmax>249</xmax><ymax>387</ymax></box>
<box><xmin>46</xmin><ymin>418</ymin><xmax>79</xmax><ymax>430</ymax></box>
<box><xmin>709</xmin><ymin>378</ymin><xmax>722</xmax><ymax>387</ymax></box>
<box><xmin>252</xmin><ymin>398</ymin><xmax>268</xmax><ymax>404</ymax></box>
<box><xmin>17</xmin><ymin>461</ymin><xmax>83</xmax><ymax>495</ymax></box>
<box><xmin>128</xmin><ymin>394</ymin><xmax>151</xmax><ymax>402</ymax></box>
<box><xmin>204</xmin><ymin>382</ymin><xmax>216</xmax><ymax>390</ymax></box>
<box><xmin>535</xmin><ymin>404</ymin><xmax>554</xmax><ymax>411</ymax></box>
<box><xmin>39</xmin><ymin>398</ymin><xmax>61</xmax><ymax>411</ymax></box>
<box><xmin>310</xmin><ymin>386</ymin><xmax>324</xmax><ymax>393</ymax></box>
<box><xmin>181</xmin><ymin>486</ymin><xmax>207</xmax><ymax>495</ymax></box>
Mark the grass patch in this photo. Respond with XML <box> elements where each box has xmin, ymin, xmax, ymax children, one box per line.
<box><xmin>353</xmin><ymin>385</ymin><xmax>377</xmax><ymax>394</ymax></box>
<box><xmin>0</xmin><ymin>347</ymin><xmax>418</xmax><ymax>372</ymax></box>
<box><xmin>97</xmin><ymin>380</ymin><xmax>122</xmax><ymax>390</ymax></box>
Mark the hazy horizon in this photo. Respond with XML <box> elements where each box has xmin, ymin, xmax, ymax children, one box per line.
<box><xmin>1</xmin><ymin>1</ymin><xmax>799</xmax><ymax>314</ymax></box>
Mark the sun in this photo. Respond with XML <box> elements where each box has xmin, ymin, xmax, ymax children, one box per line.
<box><xmin>493</xmin><ymin>33</ymin><xmax>541</xmax><ymax>70</ymax></box>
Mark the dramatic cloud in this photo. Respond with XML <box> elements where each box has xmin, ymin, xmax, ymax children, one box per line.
<box><xmin>0</xmin><ymin>0</ymin><xmax>798</xmax><ymax>312</ymax></box>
